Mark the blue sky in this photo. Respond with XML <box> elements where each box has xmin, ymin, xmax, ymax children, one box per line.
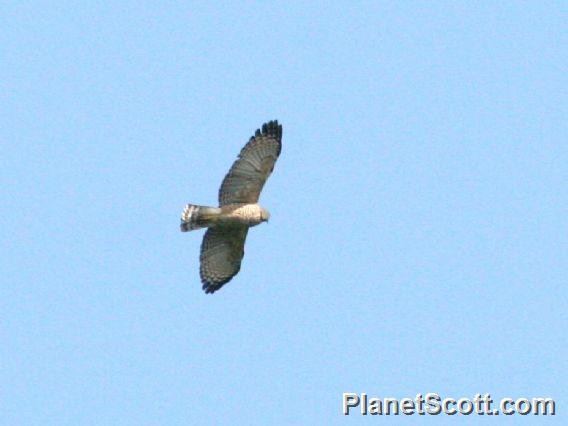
<box><xmin>2</xmin><ymin>2</ymin><xmax>566</xmax><ymax>424</ymax></box>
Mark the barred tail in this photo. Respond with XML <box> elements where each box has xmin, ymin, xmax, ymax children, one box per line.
<box><xmin>180</xmin><ymin>204</ymin><xmax>221</xmax><ymax>232</ymax></box>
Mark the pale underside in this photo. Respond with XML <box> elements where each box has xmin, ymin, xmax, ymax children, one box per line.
<box><xmin>216</xmin><ymin>203</ymin><xmax>267</xmax><ymax>226</ymax></box>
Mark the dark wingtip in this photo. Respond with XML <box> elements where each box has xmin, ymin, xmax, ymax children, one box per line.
<box><xmin>202</xmin><ymin>282</ymin><xmax>215</xmax><ymax>294</ymax></box>
<box><xmin>202</xmin><ymin>280</ymin><xmax>227</xmax><ymax>294</ymax></box>
<box><xmin>254</xmin><ymin>120</ymin><xmax>282</xmax><ymax>142</ymax></box>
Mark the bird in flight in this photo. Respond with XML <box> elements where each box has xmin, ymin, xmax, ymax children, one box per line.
<box><xmin>180</xmin><ymin>120</ymin><xmax>282</xmax><ymax>294</ymax></box>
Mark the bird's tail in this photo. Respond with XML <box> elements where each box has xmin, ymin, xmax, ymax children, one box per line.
<box><xmin>180</xmin><ymin>204</ymin><xmax>222</xmax><ymax>232</ymax></box>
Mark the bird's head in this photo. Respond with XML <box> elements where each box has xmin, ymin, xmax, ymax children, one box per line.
<box><xmin>260</xmin><ymin>208</ymin><xmax>271</xmax><ymax>223</ymax></box>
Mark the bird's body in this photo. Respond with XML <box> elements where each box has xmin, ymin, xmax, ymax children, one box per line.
<box><xmin>218</xmin><ymin>203</ymin><xmax>270</xmax><ymax>226</ymax></box>
<box><xmin>181</xmin><ymin>203</ymin><xmax>269</xmax><ymax>230</ymax></box>
<box><xmin>180</xmin><ymin>120</ymin><xmax>282</xmax><ymax>294</ymax></box>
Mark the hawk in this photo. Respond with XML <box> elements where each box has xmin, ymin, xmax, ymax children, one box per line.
<box><xmin>180</xmin><ymin>120</ymin><xmax>282</xmax><ymax>294</ymax></box>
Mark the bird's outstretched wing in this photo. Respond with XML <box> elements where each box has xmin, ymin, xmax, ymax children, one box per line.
<box><xmin>199</xmin><ymin>226</ymin><xmax>249</xmax><ymax>294</ymax></box>
<box><xmin>218</xmin><ymin>120</ymin><xmax>282</xmax><ymax>206</ymax></box>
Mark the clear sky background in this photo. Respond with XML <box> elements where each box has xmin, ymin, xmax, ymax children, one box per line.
<box><xmin>2</xmin><ymin>2</ymin><xmax>566</xmax><ymax>425</ymax></box>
